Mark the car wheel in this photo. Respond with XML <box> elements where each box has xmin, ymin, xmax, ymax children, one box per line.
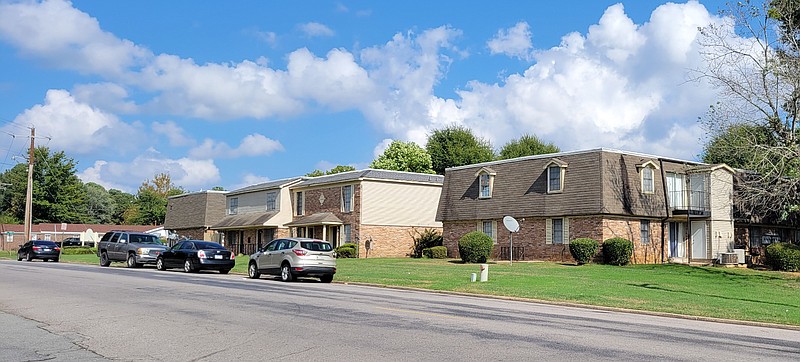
<box><xmin>126</xmin><ymin>254</ymin><xmax>140</xmax><ymax>268</ymax></box>
<box><xmin>248</xmin><ymin>262</ymin><xmax>260</xmax><ymax>279</ymax></box>
<box><xmin>17</xmin><ymin>254</ymin><xmax>22</xmax><ymax>261</ymax></box>
<box><xmin>219</xmin><ymin>269</ymin><xmax>230</xmax><ymax>274</ymax></box>
<box><xmin>156</xmin><ymin>257</ymin><xmax>166</xmax><ymax>271</ymax></box>
<box><xmin>320</xmin><ymin>275</ymin><xmax>333</xmax><ymax>283</ymax></box>
<box><xmin>26</xmin><ymin>252</ymin><xmax>32</xmax><ymax>261</ymax></box>
<box><xmin>99</xmin><ymin>252</ymin><xmax>111</xmax><ymax>267</ymax></box>
<box><xmin>280</xmin><ymin>263</ymin><xmax>294</xmax><ymax>282</ymax></box>
<box><xmin>184</xmin><ymin>259</ymin><xmax>195</xmax><ymax>273</ymax></box>
<box><xmin>52</xmin><ymin>258</ymin><xmax>59</xmax><ymax>263</ymax></box>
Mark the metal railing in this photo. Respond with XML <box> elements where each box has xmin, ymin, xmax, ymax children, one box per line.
<box><xmin>499</xmin><ymin>247</ymin><xmax>525</xmax><ymax>261</ymax></box>
<box><xmin>668</xmin><ymin>190</ymin><xmax>709</xmax><ymax>213</ymax></box>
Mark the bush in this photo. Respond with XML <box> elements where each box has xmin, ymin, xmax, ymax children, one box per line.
<box><xmin>765</xmin><ymin>242</ymin><xmax>800</xmax><ymax>271</ymax></box>
<box><xmin>335</xmin><ymin>243</ymin><xmax>358</xmax><ymax>258</ymax></box>
<box><xmin>411</xmin><ymin>229</ymin><xmax>443</xmax><ymax>258</ymax></box>
<box><xmin>569</xmin><ymin>238</ymin><xmax>599</xmax><ymax>265</ymax></box>
<box><xmin>603</xmin><ymin>237</ymin><xmax>633</xmax><ymax>266</ymax></box>
<box><xmin>423</xmin><ymin>246</ymin><xmax>448</xmax><ymax>259</ymax></box>
<box><xmin>60</xmin><ymin>247</ymin><xmax>97</xmax><ymax>255</ymax></box>
<box><xmin>458</xmin><ymin>231</ymin><xmax>494</xmax><ymax>263</ymax></box>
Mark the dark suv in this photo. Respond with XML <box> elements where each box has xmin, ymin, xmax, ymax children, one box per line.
<box><xmin>97</xmin><ymin>231</ymin><xmax>167</xmax><ymax>268</ymax></box>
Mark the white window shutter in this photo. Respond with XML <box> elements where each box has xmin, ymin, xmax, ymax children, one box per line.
<box><xmin>546</xmin><ymin>219</ymin><xmax>552</xmax><ymax>245</ymax></box>
<box><xmin>476</xmin><ymin>221</ymin><xmax>482</xmax><ymax>233</ymax></box>
<box><xmin>564</xmin><ymin>218</ymin><xmax>570</xmax><ymax>244</ymax></box>
<box><xmin>492</xmin><ymin>221</ymin><xmax>498</xmax><ymax>244</ymax></box>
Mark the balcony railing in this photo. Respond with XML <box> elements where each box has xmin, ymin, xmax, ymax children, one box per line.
<box><xmin>668</xmin><ymin>190</ymin><xmax>710</xmax><ymax>216</ymax></box>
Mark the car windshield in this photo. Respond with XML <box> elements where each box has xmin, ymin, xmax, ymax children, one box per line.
<box><xmin>300</xmin><ymin>241</ymin><xmax>333</xmax><ymax>251</ymax></box>
<box><xmin>130</xmin><ymin>234</ymin><xmax>161</xmax><ymax>244</ymax></box>
<box><xmin>34</xmin><ymin>241</ymin><xmax>58</xmax><ymax>247</ymax></box>
<box><xmin>195</xmin><ymin>242</ymin><xmax>223</xmax><ymax>249</ymax></box>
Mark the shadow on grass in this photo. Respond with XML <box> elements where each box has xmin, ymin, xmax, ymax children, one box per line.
<box><xmin>629</xmin><ymin>283</ymin><xmax>799</xmax><ymax>308</ymax></box>
<box><xmin>634</xmin><ymin>264</ymin><xmax>794</xmax><ymax>282</ymax></box>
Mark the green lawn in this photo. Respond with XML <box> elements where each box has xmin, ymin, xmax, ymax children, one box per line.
<box><xmin>3</xmin><ymin>251</ymin><xmax>798</xmax><ymax>326</ymax></box>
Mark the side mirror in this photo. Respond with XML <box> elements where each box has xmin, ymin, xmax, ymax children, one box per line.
<box><xmin>119</xmin><ymin>239</ymin><xmax>127</xmax><ymax>243</ymax></box>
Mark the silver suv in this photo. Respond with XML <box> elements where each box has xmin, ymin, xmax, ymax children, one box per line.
<box><xmin>247</xmin><ymin>238</ymin><xmax>336</xmax><ymax>282</ymax></box>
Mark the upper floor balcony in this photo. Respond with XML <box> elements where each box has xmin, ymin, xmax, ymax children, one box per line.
<box><xmin>668</xmin><ymin>190</ymin><xmax>710</xmax><ymax>217</ymax></box>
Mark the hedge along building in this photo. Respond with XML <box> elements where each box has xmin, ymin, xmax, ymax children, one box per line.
<box><xmin>285</xmin><ymin>169</ymin><xmax>444</xmax><ymax>258</ymax></box>
<box><xmin>435</xmin><ymin>148</ymin><xmax>735</xmax><ymax>264</ymax></box>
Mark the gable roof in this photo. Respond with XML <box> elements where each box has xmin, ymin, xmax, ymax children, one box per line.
<box><xmin>211</xmin><ymin>212</ymin><xmax>279</xmax><ymax>229</ymax></box>
<box><xmin>227</xmin><ymin>177</ymin><xmax>304</xmax><ymax>196</ymax></box>
<box><xmin>294</xmin><ymin>169</ymin><xmax>443</xmax><ymax>188</ymax></box>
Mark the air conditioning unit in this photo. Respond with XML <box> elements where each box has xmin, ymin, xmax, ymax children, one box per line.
<box><xmin>719</xmin><ymin>252</ymin><xmax>738</xmax><ymax>265</ymax></box>
<box><xmin>733</xmin><ymin>249</ymin><xmax>746</xmax><ymax>264</ymax></box>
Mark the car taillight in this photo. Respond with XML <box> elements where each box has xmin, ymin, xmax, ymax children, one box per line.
<box><xmin>33</xmin><ymin>246</ymin><xmax>41</xmax><ymax>251</ymax></box>
<box><xmin>293</xmin><ymin>249</ymin><xmax>307</xmax><ymax>256</ymax></box>
<box><xmin>55</xmin><ymin>247</ymin><xmax>60</xmax><ymax>251</ymax></box>
<box><xmin>230</xmin><ymin>252</ymin><xmax>235</xmax><ymax>259</ymax></box>
<box><xmin>198</xmin><ymin>250</ymin><xmax>207</xmax><ymax>259</ymax></box>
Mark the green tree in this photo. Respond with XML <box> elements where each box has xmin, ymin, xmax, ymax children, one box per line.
<box><xmin>132</xmin><ymin>173</ymin><xmax>183</xmax><ymax>225</ymax></box>
<box><xmin>701</xmin><ymin>124</ymin><xmax>776</xmax><ymax>169</ymax></box>
<box><xmin>0</xmin><ymin>147</ymin><xmax>88</xmax><ymax>224</ymax></box>
<box><xmin>426</xmin><ymin>125</ymin><xmax>495</xmax><ymax>174</ymax></box>
<box><xmin>84</xmin><ymin>182</ymin><xmax>114</xmax><ymax>224</ymax></box>
<box><xmin>306</xmin><ymin>165</ymin><xmax>356</xmax><ymax>177</ymax></box>
<box><xmin>371</xmin><ymin>140</ymin><xmax>435</xmax><ymax>173</ymax></box>
<box><xmin>498</xmin><ymin>134</ymin><xmax>560</xmax><ymax>160</ymax></box>
<box><xmin>108</xmin><ymin>189</ymin><xmax>136</xmax><ymax>224</ymax></box>
<box><xmin>211</xmin><ymin>186</ymin><xmax>225</xmax><ymax>191</ymax></box>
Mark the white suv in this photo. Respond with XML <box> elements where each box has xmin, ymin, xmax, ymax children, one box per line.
<box><xmin>247</xmin><ymin>238</ymin><xmax>336</xmax><ymax>282</ymax></box>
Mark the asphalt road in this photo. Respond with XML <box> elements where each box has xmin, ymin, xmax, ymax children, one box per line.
<box><xmin>1</xmin><ymin>260</ymin><xmax>799</xmax><ymax>361</ymax></box>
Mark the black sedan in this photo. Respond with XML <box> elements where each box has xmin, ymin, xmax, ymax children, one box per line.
<box><xmin>17</xmin><ymin>240</ymin><xmax>61</xmax><ymax>262</ymax></box>
<box><xmin>156</xmin><ymin>240</ymin><xmax>235</xmax><ymax>274</ymax></box>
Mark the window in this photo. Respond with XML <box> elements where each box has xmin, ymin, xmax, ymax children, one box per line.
<box><xmin>666</xmin><ymin>172</ymin><xmax>685</xmax><ymax>209</ymax></box>
<box><xmin>295</xmin><ymin>191</ymin><xmax>304</xmax><ymax>215</ymax></box>
<box><xmin>548</xmin><ymin>166</ymin><xmax>562</xmax><ymax>193</ymax></box>
<box><xmin>640</xmin><ymin>220</ymin><xmax>650</xmax><ymax>245</ymax></box>
<box><xmin>343</xmin><ymin>224</ymin><xmax>351</xmax><ymax>243</ymax></box>
<box><xmin>642</xmin><ymin>167</ymin><xmax>654</xmax><ymax>194</ymax></box>
<box><xmin>296</xmin><ymin>227</ymin><xmax>305</xmax><ymax>238</ymax></box>
<box><xmin>479</xmin><ymin>174</ymin><xmax>491</xmax><ymax>198</ymax></box>
<box><xmin>546</xmin><ymin>218</ymin><xmax>569</xmax><ymax>245</ymax></box>
<box><xmin>342</xmin><ymin>185</ymin><xmax>353</xmax><ymax>212</ymax></box>
<box><xmin>229</xmin><ymin>197</ymin><xmax>238</xmax><ymax>215</ymax></box>
<box><xmin>265</xmin><ymin>192</ymin><xmax>277</xmax><ymax>211</ymax></box>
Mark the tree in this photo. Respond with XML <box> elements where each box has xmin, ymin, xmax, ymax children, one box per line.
<box><xmin>697</xmin><ymin>0</ymin><xmax>800</xmax><ymax>222</ymax></box>
<box><xmin>108</xmin><ymin>189</ymin><xmax>136</xmax><ymax>224</ymax></box>
<box><xmin>370</xmin><ymin>140</ymin><xmax>435</xmax><ymax>174</ymax></box>
<box><xmin>133</xmin><ymin>173</ymin><xmax>184</xmax><ymax>225</ymax></box>
<box><xmin>0</xmin><ymin>147</ymin><xmax>88</xmax><ymax>224</ymax></box>
<box><xmin>426</xmin><ymin>125</ymin><xmax>495</xmax><ymax>174</ymax></box>
<box><xmin>306</xmin><ymin>165</ymin><xmax>356</xmax><ymax>177</ymax></box>
<box><xmin>84</xmin><ymin>182</ymin><xmax>114</xmax><ymax>224</ymax></box>
<box><xmin>211</xmin><ymin>186</ymin><xmax>225</xmax><ymax>191</ymax></box>
<box><xmin>498</xmin><ymin>134</ymin><xmax>560</xmax><ymax>160</ymax></box>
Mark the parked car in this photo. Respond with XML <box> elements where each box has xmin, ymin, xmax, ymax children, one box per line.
<box><xmin>17</xmin><ymin>240</ymin><xmax>61</xmax><ymax>262</ymax></box>
<box><xmin>97</xmin><ymin>230</ymin><xmax>167</xmax><ymax>268</ymax></box>
<box><xmin>61</xmin><ymin>237</ymin><xmax>81</xmax><ymax>247</ymax></box>
<box><xmin>156</xmin><ymin>240</ymin><xmax>235</xmax><ymax>274</ymax></box>
<box><xmin>247</xmin><ymin>238</ymin><xmax>336</xmax><ymax>282</ymax></box>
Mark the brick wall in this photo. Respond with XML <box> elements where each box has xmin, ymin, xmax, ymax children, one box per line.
<box><xmin>359</xmin><ymin>225</ymin><xmax>442</xmax><ymax>258</ymax></box>
<box><xmin>602</xmin><ymin>218</ymin><xmax>664</xmax><ymax>264</ymax></box>
<box><xmin>298</xmin><ymin>184</ymin><xmax>361</xmax><ymax>243</ymax></box>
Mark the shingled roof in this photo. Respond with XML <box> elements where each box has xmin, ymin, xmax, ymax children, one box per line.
<box><xmin>294</xmin><ymin>169</ymin><xmax>443</xmax><ymax>188</ymax></box>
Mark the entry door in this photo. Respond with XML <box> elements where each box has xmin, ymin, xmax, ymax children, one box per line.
<box><xmin>329</xmin><ymin>226</ymin><xmax>340</xmax><ymax>247</ymax></box>
<box><xmin>691</xmin><ymin>221</ymin><xmax>707</xmax><ymax>259</ymax></box>
<box><xmin>669</xmin><ymin>222</ymin><xmax>685</xmax><ymax>258</ymax></box>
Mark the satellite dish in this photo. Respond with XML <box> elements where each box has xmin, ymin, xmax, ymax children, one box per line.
<box><xmin>503</xmin><ymin>216</ymin><xmax>520</xmax><ymax>233</ymax></box>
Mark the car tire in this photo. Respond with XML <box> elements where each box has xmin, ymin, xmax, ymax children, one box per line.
<box><xmin>184</xmin><ymin>259</ymin><xmax>195</xmax><ymax>273</ymax></box>
<box><xmin>156</xmin><ymin>257</ymin><xmax>166</xmax><ymax>271</ymax></box>
<box><xmin>26</xmin><ymin>252</ymin><xmax>32</xmax><ymax>261</ymax></box>
<box><xmin>99</xmin><ymin>252</ymin><xmax>111</xmax><ymax>267</ymax></box>
<box><xmin>52</xmin><ymin>258</ymin><xmax>59</xmax><ymax>263</ymax></box>
<box><xmin>280</xmin><ymin>263</ymin><xmax>294</xmax><ymax>282</ymax></box>
<box><xmin>126</xmin><ymin>254</ymin><xmax>140</xmax><ymax>268</ymax></box>
<box><xmin>320</xmin><ymin>275</ymin><xmax>333</xmax><ymax>283</ymax></box>
<box><xmin>248</xmin><ymin>262</ymin><xmax>260</xmax><ymax>279</ymax></box>
<box><xmin>219</xmin><ymin>269</ymin><xmax>230</xmax><ymax>274</ymax></box>
<box><xmin>17</xmin><ymin>253</ymin><xmax>22</xmax><ymax>261</ymax></box>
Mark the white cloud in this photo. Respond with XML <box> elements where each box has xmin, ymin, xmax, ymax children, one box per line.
<box><xmin>587</xmin><ymin>4</ymin><xmax>645</xmax><ymax>63</ymax></box>
<box><xmin>152</xmin><ymin>121</ymin><xmax>194</xmax><ymax>147</ymax></box>
<box><xmin>78</xmin><ymin>150</ymin><xmax>221</xmax><ymax>192</ymax></box>
<box><xmin>6</xmin><ymin>89</ymin><xmax>141</xmax><ymax>155</ymax></box>
<box><xmin>373</xmin><ymin>138</ymin><xmax>393</xmax><ymax>158</ymax></box>
<box><xmin>71</xmin><ymin>82</ymin><xmax>137</xmax><ymax>114</ymax></box>
<box><xmin>487</xmin><ymin>22</ymin><xmax>534</xmax><ymax>60</ymax></box>
<box><xmin>298</xmin><ymin>22</ymin><xmax>335</xmax><ymax>37</ymax></box>
<box><xmin>188</xmin><ymin>133</ymin><xmax>283</xmax><ymax>159</ymax></box>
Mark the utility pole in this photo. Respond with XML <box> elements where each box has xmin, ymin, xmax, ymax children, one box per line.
<box><xmin>24</xmin><ymin>127</ymin><xmax>34</xmax><ymax>242</ymax></box>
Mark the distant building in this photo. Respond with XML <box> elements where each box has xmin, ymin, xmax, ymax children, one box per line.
<box><xmin>164</xmin><ymin>190</ymin><xmax>228</xmax><ymax>242</ymax></box>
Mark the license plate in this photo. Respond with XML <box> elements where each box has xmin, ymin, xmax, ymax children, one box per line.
<box><xmin>43</xmin><ymin>248</ymin><xmax>50</xmax><ymax>251</ymax></box>
<box><xmin>214</xmin><ymin>255</ymin><xmax>223</xmax><ymax>259</ymax></box>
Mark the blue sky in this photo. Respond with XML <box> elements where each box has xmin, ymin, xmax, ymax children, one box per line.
<box><xmin>0</xmin><ymin>0</ymin><xmax>734</xmax><ymax>193</ymax></box>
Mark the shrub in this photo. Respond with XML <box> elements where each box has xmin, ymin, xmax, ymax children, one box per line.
<box><xmin>765</xmin><ymin>242</ymin><xmax>800</xmax><ymax>272</ymax></box>
<box><xmin>458</xmin><ymin>231</ymin><xmax>494</xmax><ymax>263</ymax></box>
<box><xmin>60</xmin><ymin>247</ymin><xmax>97</xmax><ymax>255</ymax></box>
<box><xmin>603</xmin><ymin>237</ymin><xmax>633</xmax><ymax>266</ymax></box>
<box><xmin>423</xmin><ymin>246</ymin><xmax>448</xmax><ymax>259</ymax></box>
<box><xmin>411</xmin><ymin>229</ymin><xmax>443</xmax><ymax>258</ymax></box>
<box><xmin>569</xmin><ymin>238</ymin><xmax>599</xmax><ymax>265</ymax></box>
<box><xmin>335</xmin><ymin>243</ymin><xmax>358</xmax><ymax>258</ymax></box>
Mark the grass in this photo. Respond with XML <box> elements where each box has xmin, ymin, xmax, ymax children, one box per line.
<box><xmin>3</xmin><ymin>250</ymin><xmax>798</xmax><ymax>326</ymax></box>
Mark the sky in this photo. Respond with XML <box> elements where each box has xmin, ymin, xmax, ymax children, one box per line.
<box><xmin>0</xmin><ymin>0</ymin><xmax>739</xmax><ymax>193</ymax></box>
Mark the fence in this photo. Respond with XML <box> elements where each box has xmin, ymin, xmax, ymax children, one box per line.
<box><xmin>499</xmin><ymin>247</ymin><xmax>525</xmax><ymax>261</ymax></box>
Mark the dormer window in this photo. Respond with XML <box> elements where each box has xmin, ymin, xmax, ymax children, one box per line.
<box><xmin>636</xmin><ymin>160</ymin><xmax>660</xmax><ymax>194</ymax></box>
<box><xmin>475</xmin><ymin>167</ymin><xmax>497</xmax><ymax>199</ymax></box>
<box><xmin>543</xmin><ymin>158</ymin><xmax>568</xmax><ymax>194</ymax></box>
<box><xmin>228</xmin><ymin>197</ymin><xmax>238</xmax><ymax>215</ymax></box>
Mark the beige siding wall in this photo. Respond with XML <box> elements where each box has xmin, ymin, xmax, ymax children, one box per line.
<box><xmin>232</xmin><ymin>191</ymin><xmax>269</xmax><ymax>214</ymax></box>
<box><xmin>361</xmin><ymin>181</ymin><xmax>442</xmax><ymax>227</ymax></box>
<box><xmin>271</xmin><ymin>187</ymin><xmax>295</xmax><ymax>225</ymax></box>
<box><xmin>709</xmin><ymin>168</ymin><xmax>735</xmax><ymax>259</ymax></box>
